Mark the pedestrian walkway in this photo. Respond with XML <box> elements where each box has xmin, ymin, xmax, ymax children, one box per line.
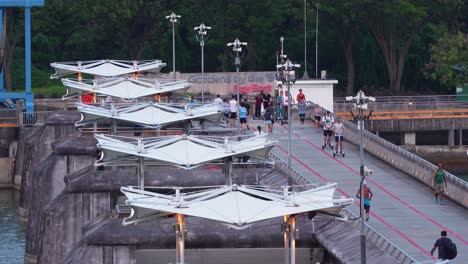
<box><xmin>266</xmin><ymin>121</ymin><xmax>468</xmax><ymax>263</ymax></box>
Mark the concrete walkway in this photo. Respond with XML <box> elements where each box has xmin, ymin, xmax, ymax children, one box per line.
<box><xmin>261</xmin><ymin>121</ymin><xmax>468</xmax><ymax>263</ymax></box>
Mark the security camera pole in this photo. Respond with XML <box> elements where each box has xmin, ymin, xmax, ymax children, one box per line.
<box><xmin>346</xmin><ymin>90</ymin><xmax>375</xmax><ymax>264</ymax></box>
<box><xmin>227</xmin><ymin>38</ymin><xmax>247</xmax><ymax>130</ymax></box>
<box><xmin>277</xmin><ymin>58</ymin><xmax>300</xmax><ymax>187</ymax></box>
<box><xmin>166</xmin><ymin>12</ymin><xmax>180</xmax><ymax>80</ymax></box>
<box><xmin>194</xmin><ymin>23</ymin><xmax>211</xmax><ymax>103</ymax></box>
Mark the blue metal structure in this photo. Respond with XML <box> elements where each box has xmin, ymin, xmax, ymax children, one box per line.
<box><xmin>0</xmin><ymin>0</ymin><xmax>45</xmax><ymax>112</ymax></box>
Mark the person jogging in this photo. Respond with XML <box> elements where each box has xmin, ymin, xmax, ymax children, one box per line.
<box><xmin>296</xmin><ymin>88</ymin><xmax>306</xmax><ymax>103</ymax></box>
<box><xmin>314</xmin><ymin>104</ymin><xmax>322</xmax><ymax>131</ymax></box>
<box><xmin>239</xmin><ymin>102</ymin><xmax>248</xmax><ymax>132</ymax></box>
<box><xmin>332</xmin><ymin>116</ymin><xmax>345</xmax><ymax>153</ymax></box>
<box><xmin>432</xmin><ymin>163</ymin><xmax>447</xmax><ymax>205</ymax></box>
<box><xmin>356</xmin><ymin>180</ymin><xmax>373</xmax><ymax>221</ymax></box>
<box><xmin>322</xmin><ymin>111</ymin><xmax>334</xmax><ymax>148</ymax></box>
<box><xmin>298</xmin><ymin>100</ymin><xmax>306</xmax><ymax>128</ymax></box>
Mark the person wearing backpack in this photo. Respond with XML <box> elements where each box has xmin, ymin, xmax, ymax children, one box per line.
<box><xmin>431</xmin><ymin>230</ymin><xmax>457</xmax><ymax>261</ymax></box>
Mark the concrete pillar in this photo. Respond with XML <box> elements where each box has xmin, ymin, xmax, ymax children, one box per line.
<box><xmin>404</xmin><ymin>132</ymin><xmax>416</xmax><ymax>146</ymax></box>
<box><xmin>448</xmin><ymin>129</ymin><xmax>455</xmax><ymax>146</ymax></box>
<box><xmin>459</xmin><ymin>129</ymin><xmax>463</xmax><ymax>146</ymax></box>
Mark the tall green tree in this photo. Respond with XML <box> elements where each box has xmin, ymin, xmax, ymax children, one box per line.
<box><xmin>357</xmin><ymin>0</ymin><xmax>463</xmax><ymax>94</ymax></box>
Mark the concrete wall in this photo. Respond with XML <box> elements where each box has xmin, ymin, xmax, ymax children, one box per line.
<box><xmin>367</xmin><ymin>118</ymin><xmax>468</xmax><ymax>132</ymax></box>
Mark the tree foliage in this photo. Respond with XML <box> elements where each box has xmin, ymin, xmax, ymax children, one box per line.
<box><xmin>0</xmin><ymin>0</ymin><xmax>465</xmax><ymax>96</ymax></box>
<box><xmin>426</xmin><ymin>32</ymin><xmax>468</xmax><ymax>88</ymax></box>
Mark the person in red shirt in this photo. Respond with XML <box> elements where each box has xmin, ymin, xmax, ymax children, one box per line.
<box><xmin>296</xmin><ymin>89</ymin><xmax>306</xmax><ymax>103</ymax></box>
<box><xmin>82</xmin><ymin>93</ymin><xmax>93</xmax><ymax>104</ymax></box>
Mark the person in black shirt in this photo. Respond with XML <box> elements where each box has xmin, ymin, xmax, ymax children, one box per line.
<box><xmin>264</xmin><ymin>108</ymin><xmax>273</xmax><ymax>133</ymax></box>
<box><xmin>243</xmin><ymin>99</ymin><xmax>251</xmax><ymax>130</ymax></box>
<box><xmin>431</xmin><ymin>230</ymin><xmax>451</xmax><ymax>260</ymax></box>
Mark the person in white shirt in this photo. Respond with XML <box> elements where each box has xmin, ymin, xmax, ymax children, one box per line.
<box><xmin>332</xmin><ymin>116</ymin><xmax>345</xmax><ymax>153</ymax></box>
<box><xmin>322</xmin><ymin>111</ymin><xmax>334</xmax><ymax>148</ymax></box>
<box><xmin>229</xmin><ymin>95</ymin><xmax>238</xmax><ymax>127</ymax></box>
<box><xmin>214</xmin><ymin>94</ymin><xmax>223</xmax><ymax>105</ymax></box>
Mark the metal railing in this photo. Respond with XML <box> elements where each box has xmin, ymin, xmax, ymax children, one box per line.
<box><xmin>334</xmin><ymin>95</ymin><xmax>468</xmax><ymax>112</ymax></box>
<box><xmin>18</xmin><ymin>111</ymin><xmax>54</xmax><ymax>126</ymax></box>
<box><xmin>344</xmin><ymin>119</ymin><xmax>467</xmax><ymax>186</ymax></box>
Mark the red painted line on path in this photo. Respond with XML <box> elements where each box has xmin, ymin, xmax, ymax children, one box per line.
<box><xmin>286</xmin><ymin>127</ymin><xmax>468</xmax><ymax>245</ymax></box>
<box><xmin>275</xmin><ymin>144</ymin><xmax>434</xmax><ymax>259</ymax></box>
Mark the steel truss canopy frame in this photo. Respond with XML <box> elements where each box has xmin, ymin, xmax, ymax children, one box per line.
<box><xmin>50</xmin><ymin>59</ymin><xmax>166</xmax><ymax>79</ymax></box>
<box><xmin>76</xmin><ymin>102</ymin><xmax>223</xmax><ymax>128</ymax></box>
<box><xmin>121</xmin><ymin>183</ymin><xmax>353</xmax><ymax>228</ymax></box>
<box><xmin>96</xmin><ymin>133</ymin><xmax>277</xmax><ymax>169</ymax></box>
<box><xmin>61</xmin><ymin>77</ymin><xmax>191</xmax><ymax>100</ymax></box>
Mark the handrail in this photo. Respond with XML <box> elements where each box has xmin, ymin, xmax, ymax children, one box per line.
<box><xmin>343</xmin><ymin>118</ymin><xmax>468</xmax><ymax>187</ymax></box>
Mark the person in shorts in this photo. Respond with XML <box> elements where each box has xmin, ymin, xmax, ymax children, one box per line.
<box><xmin>432</xmin><ymin>163</ymin><xmax>447</xmax><ymax>205</ymax></box>
<box><xmin>314</xmin><ymin>104</ymin><xmax>322</xmax><ymax>131</ymax></box>
<box><xmin>243</xmin><ymin>98</ymin><xmax>251</xmax><ymax>130</ymax></box>
<box><xmin>298</xmin><ymin>100</ymin><xmax>306</xmax><ymax>128</ymax></box>
<box><xmin>322</xmin><ymin>111</ymin><xmax>334</xmax><ymax>147</ymax></box>
<box><xmin>264</xmin><ymin>108</ymin><xmax>273</xmax><ymax>133</ymax></box>
<box><xmin>332</xmin><ymin>116</ymin><xmax>345</xmax><ymax>153</ymax></box>
<box><xmin>239</xmin><ymin>102</ymin><xmax>248</xmax><ymax>132</ymax></box>
<box><xmin>356</xmin><ymin>180</ymin><xmax>373</xmax><ymax>221</ymax></box>
<box><xmin>229</xmin><ymin>95</ymin><xmax>237</xmax><ymax>127</ymax></box>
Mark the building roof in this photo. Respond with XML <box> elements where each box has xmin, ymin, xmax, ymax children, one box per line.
<box><xmin>76</xmin><ymin>102</ymin><xmax>223</xmax><ymax>128</ymax></box>
<box><xmin>121</xmin><ymin>183</ymin><xmax>353</xmax><ymax>228</ymax></box>
<box><xmin>96</xmin><ymin>133</ymin><xmax>277</xmax><ymax>169</ymax></box>
<box><xmin>50</xmin><ymin>59</ymin><xmax>165</xmax><ymax>78</ymax></box>
<box><xmin>61</xmin><ymin>77</ymin><xmax>191</xmax><ymax>100</ymax></box>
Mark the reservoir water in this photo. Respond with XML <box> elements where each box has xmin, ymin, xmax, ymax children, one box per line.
<box><xmin>0</xmin><ymin>189</ymin><xmax>25</xmax><ymax>264</ymax></box>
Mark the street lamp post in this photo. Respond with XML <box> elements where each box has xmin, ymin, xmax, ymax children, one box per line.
<box><xmin>166</xmin><ymin>12</ymin><xmax>180</xmax><ymax>80</ymax></box>
<box><xmin>303</xmin><ymin>0</ymin><xmax>309</xmax><ymax>79</ymax></box>
<box><xmin>227</xmin><ymin>38</ymin><xmax>247</xmax><ymax>131</ymax></box>
<box><xmin>195</xmin><ymin>23</ymin><xmax>211</xmax><ymax>103</ymax></box>
<box><xmin>277</xmin><ymin>59</ymin><xmax>300</xmax><ymax>187</ymax></box>
<box><xmin>346</xmin><ymin>90</ymin><xmax>376</xmax><ymax>264</ymax></box>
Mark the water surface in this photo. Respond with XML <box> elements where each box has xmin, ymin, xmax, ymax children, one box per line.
<box><xmin>0</xmin><ymin>189</ymin><xmax>25</xmax><ymax>264</ymax></box>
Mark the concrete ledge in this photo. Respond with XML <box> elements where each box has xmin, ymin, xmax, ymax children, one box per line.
<box><xmin>52</xmin><ymin>136</ymin><xmax>98</xmax><ymax>156</ymax></box>
<box><xmin>45</xmin><ymin>111</ymin><xmax>80</xmax><ymax>125</ymax></box>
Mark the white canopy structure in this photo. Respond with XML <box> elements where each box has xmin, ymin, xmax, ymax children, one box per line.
<box><xmin>121</xmin><ymin>183</ymin><xmax>353</xmax><ymax>228</ymax></box>
<box><xmin>76</xmin><ymin>102</ymin><xmax>223</xmax><ymax>128</ymax></box>
<box><xmin>61</xmin><ymin>77</ymin><xmax>192</xmax><ymax>100</ymax></box>
<box><xmin>96</xmin><ymin>133</ymin><xmax>276</xmax><ymax>169</ymax></box>
<box><xmin>50</xmin><ymin>59</ymin><xmax>166</xmax><ymax>79</ymax></box>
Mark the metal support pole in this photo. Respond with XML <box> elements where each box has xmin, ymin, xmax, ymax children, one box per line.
<box><xmin>172</xmin><ymin>21</ymin><xmax>176</xmax><ymax>80</ymax></box>
<box><xmin>112</xmin><ymin>119</ymin><xmax>117</xmax><ymax>135</ymax></box>
<box><xmin>290</xmin><ymin>216</ymin><xmax>296</xmax><ymax>264</ymax></box>
<box><xmin>226</xmin><ymin>159</ymin><xmax>233</xmax><ymax>186</ymax></box>
<box><xmin>0</xmin><ymin>9</ymin><xmax>4</xmax><ymax>93</ymax></box>
<box><xmin>175</xmin><ymin>214</ymin><xmax>186</xmax><ymax>264</ymax></box>
<box><xmin>138</xmin><ymin>157</ymin><xmax>145</xmax><ymax>190</ymax></box>
<box><xmin>201</xmin><ymin>41</ymin><xmax>204</xmax><ymax>102</ymax></box>
<box><xmin>25</xmin><ymin>7</ymin><xmax>33</xmax><ymax>112</ymax></box>
<box><xmin>236</xmin><ymin>65</ymin><xmax>240</xmax><ymax>131</ymax></box>
<box><xmin>287</xmin><ymin>73</ymin><xmax>292</xmax><ymax>186</ymax></box>
<box><xmin>359</xmin><ymin>109</ymin><xmax>367</xmax><ymax>264</ymax></box>
<box><xmin>283</xmin><ymin>216</ymin><xmax>290</xmax><ymax>264</ymax></box>
<box><xmin>315</xmin><ymin>5</ymin><xmax>318</xmax><ymax>78</ymax></box>
<box><xmin>302</xmin><ymin>0</ymin><xmax>309</xmax><ymax>79</ymax></box>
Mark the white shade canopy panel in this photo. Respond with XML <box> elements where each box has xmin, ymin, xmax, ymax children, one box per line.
<box><xmin>61</xmin><ymin>77</ymin><xmax>192</xmax><ymax>100</ymax></box>
<box><xmin>50</xmin><ymin>59</ymin><xmax>166</xmax><ymax>79</ymax></box>
<box><xmin>77</xmin><ymin>102</ymin><xmax>223</xmax><ymax>128</ymax></box>
<box><xmin>121</xmin><ymin>183</ymin><xmax>353</xmax><ymax>228</ymax></box>
<box><xmin>96</xmin><ymin>133</ymin><xmax>277</xmax><ymax>169</ymax></box>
